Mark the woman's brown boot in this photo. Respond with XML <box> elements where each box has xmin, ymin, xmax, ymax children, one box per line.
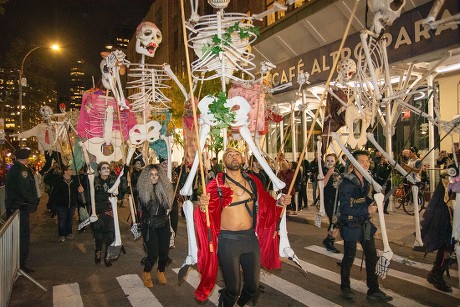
<box><xmin>157</xmin><ymin>270</ymin><xmax>167</xmax><ymax>284</ymax></box>
<box><xmin>143</xmin><ymin>271</ymin><xmax>153</xmax><ymax>288</ymax></box>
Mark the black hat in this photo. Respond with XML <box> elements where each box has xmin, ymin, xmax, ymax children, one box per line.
<box><xmin>15</xmin><ymin>147</ymin><xmax>31</xmax><ymax>159</ymax></box>
<box><xmin>410</xmin><ymin>146</ymin><xmax>419</xmax><ymax>154</ymax></box>
<box><xmin>159</xmin><ymin>157</ymin><xmax>167</xmax><ymax>163</ymax></box>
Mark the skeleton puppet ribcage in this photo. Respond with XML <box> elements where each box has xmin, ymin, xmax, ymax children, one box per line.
<box><xmin>188</xmin><ymin>13</ymin><xmax>258</xmax><ymax>83</ymax></box>
<box><xmin>77</xmin><ymin>91</ymin><xmax>135</xmax><ymax>140</ymax></box>
<box><xmin>126</xmin><ymin>64</ymin><xmax>173</xmax><ymax>113</ymax></box>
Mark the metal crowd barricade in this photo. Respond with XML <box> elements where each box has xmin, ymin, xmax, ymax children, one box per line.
<box><xmin>0</xmin><ymin>210</ymin><xmax>46</xmax><ymax>307</ymax></box>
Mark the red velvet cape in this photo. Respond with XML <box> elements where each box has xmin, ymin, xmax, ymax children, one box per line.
<box><xmin>193</xmin><ymin>172</ymin><xmax>283</xmax><ymax>302</ymax></box>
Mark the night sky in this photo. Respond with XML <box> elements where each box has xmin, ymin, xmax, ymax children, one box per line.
<box><xmin>0</xmin><ymin>0</ymin><xmax>153</xmax><ymax>100</ymax></box>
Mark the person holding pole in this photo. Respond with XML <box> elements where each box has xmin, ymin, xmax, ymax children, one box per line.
<box><xmin>338</xmin><ymin>150</ymin><xmax>392</xmax><ymax>302</ymax></box>
<box><xmin>196</xmin><ymin>147</ymin><xmax>291</xmax><ymax>306</ymax></box>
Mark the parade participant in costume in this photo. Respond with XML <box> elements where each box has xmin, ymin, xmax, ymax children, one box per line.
<box><xmin>45</xmin><ymin>165</ymin><xmax>84</xmax><ymax>242</ymax></box>
<box><xmin>322</xmin><ymin>153</ymin><xmax>341</xmax><ymax>253</ymax></box>
<box><xmin>137</xmin><ymin>164</ymin><xmax>173</xmax><ymax>287</ymax></box>
<box><xmin>421</xmin><ymin>174</ymin><xmax>454</xmax><ymax>292</ymax></box>
<box><xmin>197</xmin><ymin>147</ymin><xmax>291</xmax><ymax>306</ymax></box>
<box><xmin>279</xmin><ymin>160</ymin><xmax>295</xmax><ymax>214</ymax></box>
<box><xmin>5</xmin><ymin>148</ymin><xmax>39</xmax><ymax>273</ymax></box>
<box><xmin>373</xmin><ymin>156</ymin><xmax>392</xmax><ymax>214</ymax></box>
<box><xmin>130</xmin><ymin>159</ymin><xmax>144</xmax><ymax>212</ymax></box>
<box><xmin>92</xmin><ymin>162</ymin><xmax>117</xmax><ymax>267</ymax></box>
<box><xmin>247</xmin><ymin>155</ymin><xmax>268</xmax><ymax>189</ymax></box>
<box><xmin>338</xmin><ymin>150</ymin><xmax>392</xmax><ymax>302</ymax></box>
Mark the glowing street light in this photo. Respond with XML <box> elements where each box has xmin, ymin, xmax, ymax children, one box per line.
<box><xmin>18</xmin><ymin>44</ymin><xmax>60</xmax><ymax>138</ymax></box>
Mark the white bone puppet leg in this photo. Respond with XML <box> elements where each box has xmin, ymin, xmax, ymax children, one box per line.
<box><xmin>106</xmin><ymin>196</ymin><xmax>123</xmax><ymax>262</ymax></box>
<box><xmin>278</xmin><ymin>209</ymin><xmax>302</xmax><ymax>269</ymax></box>
<box><xmin>239</xmin><ymin>126</ymin><xmax>285</xmax><ymax>192</ymax></box>
<box><xmin>179</xmin><ymin>123</ymin><xmax>210</xmax><ymax>196</ymax></box>
<box><xmin>316</xmin><ymin>137</ymin><xmax>325</xmax><ymax>217</ymax></box>
<box><xmin>128</xmin><ymin>195</ymin><xmax>141</xmax><ymax>240</ymax></box>
<box><xmin>178</xmin><ymin>199</ymin><xmax>198</xmax><ymax>282</ymax></box>
<box><xmin>79</xmin><ymin>141</ymin><xmax>98</xmax><ymax>223</ymax></box>
<box><xmin>374</xmin><ymin>192</ymin><xmax>393</xmax><ymax>279</ymax></box>
<box><xmin>411</xmin><ymin>184</ymin><xmax>423</xmax><ymax>247</ymax></box>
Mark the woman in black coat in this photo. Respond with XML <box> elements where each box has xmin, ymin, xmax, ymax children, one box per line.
<box><xmin>45</xmin><ymin>165</ymin><xmax>84</xmax><ymax>242</ymax></box>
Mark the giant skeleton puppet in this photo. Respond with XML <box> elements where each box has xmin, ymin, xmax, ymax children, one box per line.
<box><xmin>15</xmin><ymin>106</ymin><xmax>75</xmax><ymax>174</ymax></box>
<box><xmin>126</xmin><ymin>21</ymin><xmax>188</xmax><ymax>179</ymax></box>
<box><xmin>178</xmin><ymin>0</ymin><xmax>304</xmax><ymax>302</ymax></box>
<box><xmin>76</xmin><ymin>50</ymin><xmax>137</xmax><ymax>252</ymax></box>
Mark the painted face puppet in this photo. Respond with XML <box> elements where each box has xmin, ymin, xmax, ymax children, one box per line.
<box><xmin>135</xmin><ymin>21</ymin><xmax>162</xmax><ymax>57</ymax></box>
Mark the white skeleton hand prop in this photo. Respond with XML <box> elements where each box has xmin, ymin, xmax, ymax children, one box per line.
<box><xmin>100</xmin><ymin>51</ymin><xmax>129</xmax><ymax>110</ymax></box>
<box><xmin>278</xmin><ymin>210</ymin><xmax>303</xmax><ymax>269</ymax></box>
<box><xmin>368</xmin><ymin>0</ymin><xmax>406</xmax><ymax>34</ymax></box>
<box><xmin>128</xmin><ymin>196</ymin><xmax>141</xmax><ymax>240</ymax></box>
<box><xmin>107</xmin><ymin>167</ymin><xmax>124</xmax><ymax>195</ymax></box>
<box><xmin>135</xmin><ymin>21</ymin><xmax>162</xmax><ymax>57</ymax></box>
<box><xmin>129</xmin><ymin>121</ymin><xmax>161</xmax><ymax>145</ymax></box>
<box><xmin>374</xmin><ymin>193</ymin><xmax>393</xmax><ymax>279</ymax></box>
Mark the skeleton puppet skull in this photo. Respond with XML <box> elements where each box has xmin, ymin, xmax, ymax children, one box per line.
<box><xmin>337</xmin><ymin>59</ymin><xmax>356</xmax><ymax>82</ymax></box>
<box><xmin>135</xmin><ymin>22</ymin><xmax>162</xmax><ymax>57</ymax></box>
<box><xmin>39</xmin><ymin>106</ymin><xmax>53</xmax><ymax>121</ymax></box>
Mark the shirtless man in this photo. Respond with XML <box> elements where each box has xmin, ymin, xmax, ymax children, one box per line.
<box><xmin>196</xmin><ymin>148</ymin><xmax>291</xmax><ymax>306</ymax></box>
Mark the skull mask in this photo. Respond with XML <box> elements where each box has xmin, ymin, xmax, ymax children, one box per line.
<box><xmin>135</xmin><ymin>22</ymin><xmax>162</xmax><ymax>57</ymax></box>
<box><xmin>39</xmin><ymin>106</ymin><xmax>53</xmax><ymax>121</ymax></box>
<box><xmin>337</xmin><ymin>59</ymin><xmax>356</xmax><ymax>82</ymax></box>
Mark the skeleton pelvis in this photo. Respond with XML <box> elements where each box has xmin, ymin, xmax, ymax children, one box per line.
<box><xmin>82</xmin><ymin>132</ymin><xmax>123</xmax><ymax>163</ymax></box>
<box><xmin>345</xmin><ymin>105</ymin><xmax>370</xmax><ymax>149</ymax></box>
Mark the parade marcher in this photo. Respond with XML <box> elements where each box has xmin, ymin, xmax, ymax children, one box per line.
<box><xmin>137</xmin><ymin>164</ymin><xmax>174</xmax><ymax>287</ymax></box>
<box><xmin>196</xmin><ymin>147</ymin><xmax>291</xmax><ymax>306</ymax></box>
<box><xmin>310</xmin><ymin>154</ymin><xmax>319</xmax><ymax>206</ymax></box>
<box><xmin>44</xmin><ymin>165</ymin><xmax>84</xmax><ymax>242</ymax></box>
<box><xmin>130</xmin><ymin>158</ymin><xmax>144</xmax><ymax>212</ymax></box>
<box><xmin>279</xmin><ymin>160</ymin><xmax>296</xmax><ymax>214</ymax></box>
<box><xmin>298</xmin><ymin>159</ymin><xmax>309</xmax><ymax>210</ymax></box>
<box><xmin>373</xmin><ymin>156</ymin><xmax>392</xmax><ymax>214</ymax></box>
<box><xmin>322</xmin><ymin>153</ymin><xmax>341</xmax><ymax>253</ymax></box>
<box><xmin>5</xmin><ymin>148</ymin><xmax>39</xmax><ymax>273</ymax></box>
<box><xmin>92</xmin><ymin>162</ymin><xmax>117</xmax><ymax>267</ymax></box>
<box><xmin>421</xmin><ymin>175</ymin><xmax>454</xmax><ymax>292</ymax></box>
<box><xmin>338</xmin><ymin>150</ymin><xmax>392</xmax><ymax>302</ymax></box>
<box><xmin>247</xmin><ymin>155</ymin><xmax>268</xmax><ymax>189</ymax></box>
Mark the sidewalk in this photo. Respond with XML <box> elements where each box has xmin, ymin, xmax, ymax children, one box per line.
<box><xmin>287</xmin><ymin>204</ymin><xmax>422</xmax><ymax>248</ymax></box>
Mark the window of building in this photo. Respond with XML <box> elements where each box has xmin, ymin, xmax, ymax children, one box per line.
<box><xmin>266</xmin><ymin>0</ymin><xmax>285</xmax><ymax>26</ymax></box>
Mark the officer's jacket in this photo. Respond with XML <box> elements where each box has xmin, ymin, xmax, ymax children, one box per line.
<box><xmin>338</xmin><ymin>172</ymin><xmax>376</xmax><ymax>241</ymax></box>
<box><xmin>5</xmin><ymin>161</ymin><xmax>38</xmax><ymax>211</ymax></box>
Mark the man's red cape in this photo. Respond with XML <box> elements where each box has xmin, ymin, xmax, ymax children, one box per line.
<box><xmin>193</xmin><ymin>172</ymin><xmax>283</xmax><ymax>302</ymax></box>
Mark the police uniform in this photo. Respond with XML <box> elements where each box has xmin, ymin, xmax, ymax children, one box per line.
<box><xmin>5</xmin><ymin>151</ymin><xmax>39</xmax><ymax>269</ymax></box>
<box><xmin>338</xmin><ymin>172</ymin><xmax>379</xmax><ymax>294</ymax></box>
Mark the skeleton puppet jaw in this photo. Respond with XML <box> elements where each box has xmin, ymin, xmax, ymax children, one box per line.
<box><xmin>135</xmin><ymin>22</ymin><xmax>162</xmax><ymax>58</ymax></box>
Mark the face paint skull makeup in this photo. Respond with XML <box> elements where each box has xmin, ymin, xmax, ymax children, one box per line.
<box><xmin>135</xmin><ymin>22</ymin><xmax>162</xmax><ymax>57</ymax></box>
<box><xmin>100</xmin><ymin>164</ymin><xmax>111</xmax><ymax>176</ymax></box>
<box><xmin>325</xmin><ymin>157</ymin><xmax>336</xmax><ymax>169</ymax></box>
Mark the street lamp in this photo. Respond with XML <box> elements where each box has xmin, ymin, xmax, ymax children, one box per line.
<box><xmin>18</xmin><ymin>44</ymin><xmax>60</xmax><ymax>138</ymax></box>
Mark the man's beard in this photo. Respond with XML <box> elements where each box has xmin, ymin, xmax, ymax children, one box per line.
<box><xmin>225</xmin><ymin>160</ymin><xmax>241</xmax><ymax>171</ymax></box>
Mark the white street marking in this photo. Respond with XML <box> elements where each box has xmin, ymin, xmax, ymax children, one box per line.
<box><xmin>116</xmin><ymin>274</ymin><xmax>162</xmax><ymax>307</ymax></box>
<box><xmin>53</xmin><ymin>283</ymin><xmax>83</xmax><ymax>307</ymax></box>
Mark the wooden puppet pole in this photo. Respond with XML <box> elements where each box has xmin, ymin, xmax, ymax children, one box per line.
<box><xmin>274</xmin><ymin>0</ymin><xmax>361</xmax><ymax>237</ymax></box>
<box><xmin>180</xmin><ymin>0</ymin><xmax>213</xmax><ymax>252</ymax></box>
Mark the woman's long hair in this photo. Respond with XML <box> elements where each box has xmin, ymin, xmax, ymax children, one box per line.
<box><xmin>137</xmin><ymin>164</ymin><xmax>173</xmax><ymax>210</ymax></box>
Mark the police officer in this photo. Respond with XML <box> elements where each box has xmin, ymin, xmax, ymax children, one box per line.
<box><xmin>338</xmin><ymin>150</ymin><xmax>392</xmax><ymax>302</ymax></box>
<box><xmin>5</xmin><ymin>147</ymin><xmax>39</xmax><ymax>273</ymax></box>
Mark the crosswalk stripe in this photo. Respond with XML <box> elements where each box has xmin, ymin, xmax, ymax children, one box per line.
<box><xmin>172</xmin><ymin>268</ymin><xmax>221</xmax><ymax>305</ymax></box>
<box><xmin>259</xmin><ymin>270</ymin><xmax>340</xmax><ymax>306</ymax></box>
<box><xmin>53</xmin><ymin>283</ymin><xmax>83</xmax><ymax>307</ymax></box>
<box><xmin>116</xmin><ymin>274</ymin><xmax>163</xmax><ymax>307</ymax></box>
<box><xmin>305</xmin><ymin>245</ymin><xmax>459</xmax><ymax>297</ymax></box>
<box><xmin>281</xmin><ymin>257</ymin><xmax>429</xmax><ymax>306</ymax></box>
<box><xmin>335</xmin><ymin>240</ymin><xmax>459</xmax><ymax>278</ymax></box>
